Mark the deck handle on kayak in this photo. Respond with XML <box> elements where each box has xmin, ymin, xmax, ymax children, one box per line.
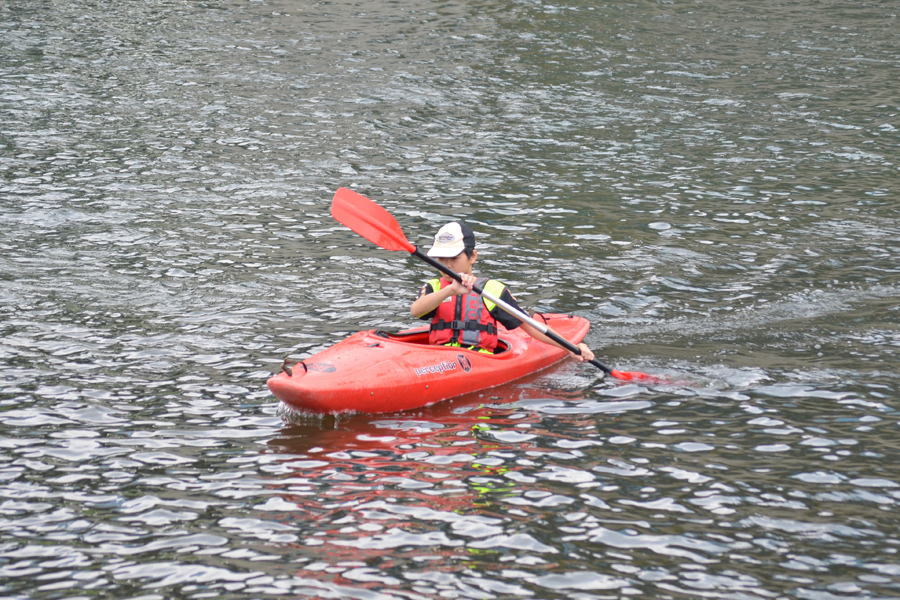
<box><xmin>281</xmin><ymin>358</ymin><xmax>308</xmax><ymax>377</ymax></box>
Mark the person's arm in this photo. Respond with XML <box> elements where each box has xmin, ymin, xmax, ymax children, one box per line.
<box><xmin>410</xmin><ymin>274</ymin><xmax>476</xmax><ymax>318</ymax></box>
<box><xmin>519</xmin><ymin>322</ymin><xmax>595</xmax><ymax>363</ymax></box>
<box><xmin>487</xmin><ymin>285</ymin><xmax>595</xmax><ymax>363</ymax></box>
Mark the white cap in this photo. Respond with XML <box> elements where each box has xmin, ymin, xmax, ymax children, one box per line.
<box><xmin>426</xmin><ymin>221</ymin><xmax>475</xmax><ymax>258</ymax></box>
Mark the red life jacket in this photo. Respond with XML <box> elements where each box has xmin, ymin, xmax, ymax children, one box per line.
<box><xmin>428</xmin><ymin>277</ymin><xmax>500</xmax><ymax>351</ymax></box>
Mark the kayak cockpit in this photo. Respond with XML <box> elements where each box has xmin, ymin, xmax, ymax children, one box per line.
<box><xmin>371</xmin><ymin>328</ymin><xmax>513</xmax><ymax>355</ymax></box>
<box><xmin>280</xmin><ymin>327</ymin><xmax>513</xmax><ymax>376</ymax></box>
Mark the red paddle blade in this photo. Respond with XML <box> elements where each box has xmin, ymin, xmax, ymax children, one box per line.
<box><xmin>610</xmin><ymin>369</ymin><xmax>672</xmax><ymax>385</ymax></box>
<box><xmin>331</xmin><ymin>188</ymin><xmax>416</xmax><ymax>253</ymax></box>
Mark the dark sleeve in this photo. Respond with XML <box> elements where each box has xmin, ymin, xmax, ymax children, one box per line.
<box><xmin>490</xmin><ymin>287</ymin><xmax>524</xmax><ymax>330</ymax></box>
<box><xmin>416</xmin><ymin>281</ymin><xmax>438</xmax><ymax>321</ymax></box>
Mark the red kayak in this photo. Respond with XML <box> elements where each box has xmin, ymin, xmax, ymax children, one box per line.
<box><xmin>268</xmin><ymin>313</ymin><xmax>590</xmax><ymax>414</ymax></box>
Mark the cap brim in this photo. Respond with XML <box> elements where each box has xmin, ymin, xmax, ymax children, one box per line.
<box><xmin>426</xmin><ymin>245</ymin><xmax>465</xmax><ymax>258</ymax></box>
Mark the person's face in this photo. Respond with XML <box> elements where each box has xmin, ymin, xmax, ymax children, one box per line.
<box><xmin>436</xmin><ymin>249</ymin><xmax>476</xmax><ymax>274</ymax></box>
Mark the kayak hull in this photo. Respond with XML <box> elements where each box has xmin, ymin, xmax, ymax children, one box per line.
<box><xmin>267</xmin><ymin>313</ymin><xmax>590</xmax><ymax>414</ymax></box>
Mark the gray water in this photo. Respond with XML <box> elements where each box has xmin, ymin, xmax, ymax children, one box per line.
<box><xmin>1</xmin><ymin>0</ymin><xmax>899</xmax><ymax>598</ymax></box>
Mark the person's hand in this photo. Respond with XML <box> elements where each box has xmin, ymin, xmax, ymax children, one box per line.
<box><xmin>571</xmin><ymin>343</ymin><xmax>595</xmax><ymax>363</ymax></box>
<box><xmin>447</xmin><ymin>274</ymin><xmax>475</xmax><ymax>295</ymax></box>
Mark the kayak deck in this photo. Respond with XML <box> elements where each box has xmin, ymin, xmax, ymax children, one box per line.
<box><xmin>267</xmin><ymin>313</ymin><xmax>590</xmax><ymax>415</ymax></box>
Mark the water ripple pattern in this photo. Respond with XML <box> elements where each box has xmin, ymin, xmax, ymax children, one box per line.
<box><xmin>1</xmin><ymin>0</ymin><xmax>898</xmax><ymax>598</ymax></box>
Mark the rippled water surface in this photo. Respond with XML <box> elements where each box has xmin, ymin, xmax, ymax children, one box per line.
<box><xmin>1</xmin><ymin>0</ymin><xmax>898</xmax><ymax>598</ymax></box>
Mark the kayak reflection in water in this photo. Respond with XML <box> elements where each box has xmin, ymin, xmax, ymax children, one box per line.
<box><xmin>410</xmin><ymin>221</ymin><xmax>595</xmax><ymax>363</ymax></box>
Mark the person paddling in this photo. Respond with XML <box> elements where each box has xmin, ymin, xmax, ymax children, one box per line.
<box><xmin>410</xmin><ymin>221</ymin><xmax>595</xmax><ymax>362</ymax></box>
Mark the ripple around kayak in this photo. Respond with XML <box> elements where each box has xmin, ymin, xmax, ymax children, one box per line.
<box><xmin>268</xmin><ymin>314</ymin><xmax>590</xmax><ymax>415</ymax></box>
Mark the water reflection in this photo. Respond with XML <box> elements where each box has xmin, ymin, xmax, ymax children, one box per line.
<box><xmin>255</xmin><ymin>376</ymin><xmax>899</xmax><ymax>597</ymax></box>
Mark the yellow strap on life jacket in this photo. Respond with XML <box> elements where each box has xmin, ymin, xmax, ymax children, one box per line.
<box><xmin>481</xmin><ymin>279</ymin><xmax>506</xmax><ymax>312</ymax></box>
<box><xmin>427</xmin><ymin>278</ymin><xmax>506</xmax><ymax>308</ymax></box>
<box><xmin>442</xmin><ymin>341</ymin><xmax>494</xmax><ymax>354</ymax></box>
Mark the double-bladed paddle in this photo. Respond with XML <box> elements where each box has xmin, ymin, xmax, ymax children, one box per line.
<box><xmin>331</xmin><ymin>187</ymin><xmax>667</xmax><ymax>384</ymax></box>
